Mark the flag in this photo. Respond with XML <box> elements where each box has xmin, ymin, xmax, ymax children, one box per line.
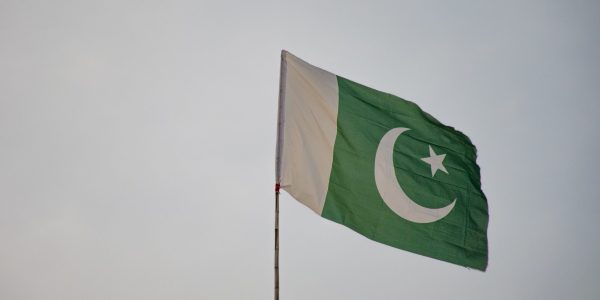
<box><xmin>275</xmin><ymin>51</ymin><xmax>488</xmax><ymax>271</ymax></box>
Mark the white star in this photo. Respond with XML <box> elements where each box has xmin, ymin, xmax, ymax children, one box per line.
<box><xmin>421</xmin><ymin>145</ymin><xmax>448</xmax><ymax>177</ymax></box>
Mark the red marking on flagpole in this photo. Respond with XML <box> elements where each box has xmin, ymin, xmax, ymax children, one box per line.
<box><xmin>275</xmin><ymin>183</ymin><xmax>280</xmax><ymax>192</ymax></box>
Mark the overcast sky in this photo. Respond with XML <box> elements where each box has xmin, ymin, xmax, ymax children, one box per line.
<box><xmin>1</xmin><ymin>1</ymin><xmax>599</xmax><ymax>299</ymax></box>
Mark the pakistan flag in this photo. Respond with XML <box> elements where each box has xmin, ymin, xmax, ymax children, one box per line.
<box><xmin>275</xmin><ymin>51</ymin><xmax>488</xmax><ymax>271</ymax></box>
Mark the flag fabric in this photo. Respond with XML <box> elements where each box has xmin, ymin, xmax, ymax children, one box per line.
<box><xmin>275</xmin><ymin>51</ymin><xmax>488</xmax><ymax>271</ymax></box>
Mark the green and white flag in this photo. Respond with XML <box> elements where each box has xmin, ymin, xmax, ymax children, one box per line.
<box><xmin>275</xmin><ymin>51</ymin><xmax>488</xmax><ymax>271</ymax></box>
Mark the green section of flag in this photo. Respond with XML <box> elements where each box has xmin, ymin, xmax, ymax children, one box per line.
<box><xmin>321</xmin><ymin>77</ymin><xmax>488</xmax><ymax>270</ymax></box>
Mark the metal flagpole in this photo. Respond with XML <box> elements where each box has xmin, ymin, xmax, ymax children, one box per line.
<box><xmin>274</xmin><ymin>183</ymin><xmax>280</xmax><ymax>300</ymax></box>
<box><xmin>274</xmin><ymin>50</ymin><xmax>287</xmax><ymax>300</ymax></box>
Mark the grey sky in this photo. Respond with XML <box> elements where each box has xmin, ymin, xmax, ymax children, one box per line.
<box><xmin>1</xmin><ymin>0</ymin><xmax>599</xmax><ymax>299</ymax></box>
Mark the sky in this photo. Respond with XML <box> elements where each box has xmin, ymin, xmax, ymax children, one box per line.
<box><xmin>1</xmin><ymin>0</ymin><xmax>599</xmax><ymax>299</ymax></box>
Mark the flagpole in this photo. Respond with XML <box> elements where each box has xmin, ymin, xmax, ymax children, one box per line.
<box><xmin>274</xmin><ymin>50</ymin><xmax>287</xmax><ymax>300</ymax></box>
<box><xmin>274</xmin><ymin>183</ymin><xmax>280</xmax><ymax>300</ymax></box>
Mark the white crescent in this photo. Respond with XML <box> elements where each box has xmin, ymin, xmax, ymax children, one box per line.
<box><xmin>374</xmin><ymin>127</ymin><xmax>456</xmax><ymax>223</ymax></box>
